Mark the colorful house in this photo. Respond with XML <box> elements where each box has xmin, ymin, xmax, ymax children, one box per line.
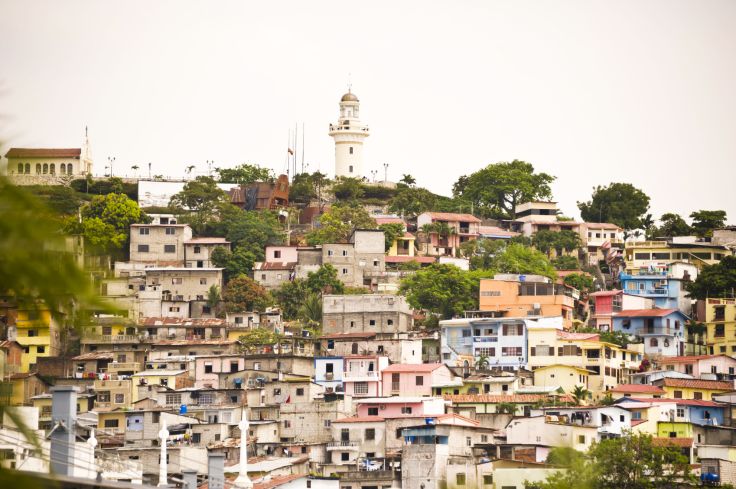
<box><xmin>381</xmin><ymin>363</ymin><xmax>453</xmax><ymax>397</ymax></box>
<box><xmin>13</xmin><ymin>307</ymin><xmax>60</xmax><ymax>372</ymax></box>
<box><xmin>624</xmin><ymin>239</ymin><xmax>731</xmax><ymax>274</ymax></box>
<box><xmin>612</xmin><ymin>308</ymin><xmax>689</xmax><ymax>357</ymax></box>
<box><xmin>416</xmin><ymin>211</ymin><xmax>480</xmax><ymax>257</ymax></box>
<box><xmin>698</xmin><ymin>298</ymin><xmax>736</xmax><ymax>356</ymax></box>
<box><xmin>588</xmin><ymin>290</ymin><xmax>653</xmax><ymax>332</ymax></box>
<box><xmin>533</xmin><ymin>364</ymin><xmax>592</xmax><ymax>394</ymax></box>
<box><xmin>619</xmin><ymin>262</ymin><xmax>698</xmax><ymax>314</ymax></box>
<box><xmin>654</xmin><ymin>377</ymin><xmax>734</xmax><ymax>401</ymax></box>
<box><xmin>609</xmin><ymin>384</ymin><xmax>665</xmax><ymax>398</ymax></box>
<box><xmin>656</xmin><ymin>354</ymin><xmax>736</xmax><ymax>381</ymax></box>
<box><xmin>342</xmin><ymin>355</ymin><xmax>389</xmax><ymax>398</ymax></box>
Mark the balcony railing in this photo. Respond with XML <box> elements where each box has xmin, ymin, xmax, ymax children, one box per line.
<box><xmin>343</xmin><ymin>371</ymin><xmax>379</xmax><ymax>379</ymax></box>
<box><xmin>625</xmin><ymin>288</ymin><xmax>669</xmax><ymax>296</ymax></box>
<box><xmin>82</xmin><ymin>334</ymin><xmax>140</xmax><ymax>343</ymax></box>
<box><xmin>327</xmin><ymin>441</ymin><xmax>360</xmax><ymax>450</ymax></box>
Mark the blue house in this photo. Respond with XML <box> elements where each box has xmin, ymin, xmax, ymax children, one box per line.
<box><xmin>314</xmin><ymin>356</ymin><xmax>344</xmax><ymax>394</ymax></box>
<box><xmin>619</xmin><ymin>262</ymin><xmax>698</xmax><ymax>313</ymax></box>
<box><xmin>612</xmin><ymin>309</ymin><xmax>689</xmax><ymax>357</ymax></box>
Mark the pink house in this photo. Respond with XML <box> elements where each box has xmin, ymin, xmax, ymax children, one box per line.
<box><xmin>656</xmin><ymin>355</ymin><xmax>736</xmax><ymax>380</ymax></box>
<box><xmin>355</xmin><ymin>397</ymin><xmax>446</xmax><ymax>418</ymax></box>
<box><xmin>194</xmin><ymin>354</ymin><xmax>245</xmax><ymax>388</ymax></box>
<box><xmin>342</xmin><ymin>355</ymin><xmax>390</xmax><ymax>398</ymax></box>
<box><xmin>416</xmin><ymin>212</ymin><xmax>481</xmax><ymax>257</ymax></box>
<box><xmin>381</xmin><ymin>363</ymin><xmax>454</xmax><ymax>397</ymax></box>
<box><xmin>264</xmin><ymin>245</ymin><xmax>299</xmax><ymax>263</ymax></box>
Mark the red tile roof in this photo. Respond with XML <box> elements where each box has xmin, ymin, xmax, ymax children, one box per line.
<box><xmin>630</xmin><ymin>419</ymin><xmax>646</xmax><ymax>426</ymax></box>
<box><xmin>661</xmin><ymin>378</ymin><xmax>733</xmax><ymax>390</ymax></box>
<box><xmin>385</xmin><ymin>256</ymin><xmax>436</xmax><ymax>264</ymax></box>
<box><xmin>478</xmin><ymin>226</ymin><xmax>519</xmax><ymax>237</ymax></box>
<box><xmin>557</xmin><ymin>331</ymin><xmax>600</xmax><ymax>341</ymax></box>
<box><xmin>422</xmin><ymin>212</ymin><xmax>481</xmax><ymax>223</ymax></box>
<box><xmin>589</xmin><ymin>290</ymin><xmax>622</xmax><ymax>297</ymax></box>
<box><xmin>610</xmin><ymin>384</ymin><xmax>665</xmax><ymax>394</ymax></box>
<box><xmin>614</xmin><ymin>308</ymin><xmax>679</xmax><ymax>318</ymax></box>
<box><xmin>5</xmin><ymin>148</ymin><xmax>81</xmax><ymax>158</ymax></box>
<box><xmin>444</xmin><ymin>394</ymin><xmax>573</xmax><ymax>403</ymax></box>
<box><xmin>254</xmin><ymin>261</ymin><xmax>296</xmax><ymax>271</ymax></box>
<box><xmin>657</xmin><ymin>355</ymin><xmax>731</xmax><ymax>364</ymax></box>
<box><xmin>624</xmin><ymin>397</ymin><xmax>724</xmax><ymax>407</ymax></box>
<box><xmin>375</xmin><ymin>217</ymin><xmax>405</xmax><ymax>225</ymax></box>
<box><xmin>185</xmin><ymin>237</ymin><xmax>230</xmax><ymax>244</ymax></box>
<box><xmin>383</xmin><ymin>363</ymin><xmax>444</xmax><ymax>373</ymax></box>
<box><xmin>333</xmin><ymin>416</ymin><xmax>385</xmax><ymax>423</ymax></box>
<box><xmin>652</xmin><ymin>437</ymin><xmax>694</xmax><ymax>448</ymax></box>
<box><xmin>253</xmin><ymin>474</ymin><xmax>306</xmax><ymax>489</ymax></box>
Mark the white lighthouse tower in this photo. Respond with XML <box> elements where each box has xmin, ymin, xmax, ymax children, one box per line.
<box><xmin>329</xmin><ymin>89</ymin><xmax>370</xmax><ymax>179</ymax></box>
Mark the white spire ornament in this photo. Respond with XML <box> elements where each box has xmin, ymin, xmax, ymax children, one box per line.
<box><xmin>233</xmin><ymin>410</ymin><xmax>253</xmax><ymax>488</ymax></box>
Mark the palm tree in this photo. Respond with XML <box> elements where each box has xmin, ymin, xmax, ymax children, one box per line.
<box><xmin>131</xmin><ymin>165</ymin><xmax>139</xmax><ymax>177</ymax></box>
<box><xmin>186</xmin><ymin>165</ymin><xmax>196</xmax><ymax>177</ymax></box>
<box><xmin>297</xmin><ymin>292</ymin><xmax>322</xmax><ymax>328</ymax></box>
<box><xmin>571</xmin><ymin>385</ymin><xmax>591</xmax><ymax>406</ymax></box>
<box><xmin>400</xmin><ymin>174</ymin><xmax>416</xmax><ymax>186</ymax></box>
<box><xmin>206</xmin><ymin>284</ymin><xmax>221</xmax><ymax>317</ymax></box>
<box><xmin>475</xmin><ymin>355</ymin><xmax>490</xmax><ymax>370</ymax></box>
<box><xmin>496</xmin><ymin>402</ymin><xmax>516</xmax><ymax>415</ymax></box>
<box><xmin>420</xmin><ymin>223</ymin><xmax>435</xmax><ymax>256</ymax></box>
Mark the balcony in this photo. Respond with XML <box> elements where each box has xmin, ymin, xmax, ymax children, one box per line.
<box><xmin>81</xmin><ymin>334</ymin><xmax>140</xmax><ymax>343</ymax></box>
<box><xmin>473</xmin><ymin>337</ymin><xmax>498</xmax><ymax>343</ymax></box>
<box><xmin>625</xmin><ymin>288</ymin><xmax>669</xmax><ymax>296</ymax></box>
<box><xmin>637</xmin><ymin>327</ymin><xmax>677</xmax><ymax>336</ymax></box>
<box><xmin>327</xmin><ymin>441</ymin><xmax>360</xmax><ymax>451</ymax></box>
<box><xmin>105</xmin><ymin>362</ymin><xmax>141</xmax><ymax>373</ymax></box>
<box><xmin>343</xmin><ymin>370</ymin><xmax>379</xmax><ymax>380</ymax></box>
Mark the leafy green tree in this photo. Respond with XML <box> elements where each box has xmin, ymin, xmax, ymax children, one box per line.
<box><xmin>475</xmin><ymin>355</ymin><xmax>490</xmax><ymax>370</ymax></box>
<box><xmin>222</xmin><ymin>275</ymin><xmax>271</xmax><ymax>313</ymax></box>
<box><xmin>238</xmin><ymin>328</ymin><xmax>280</xmax><ymax>353</ymax></box>
<box><xmin>532</xmin><ymin>230</ymin><xmax>581</xmax><ymax>258</ymax></box>
<box><xmin>553</xmin><ymin>255</ymin><xmax>580</xmax><ymax>270</ymax></box>
<box><xmin>689</xmin><ymin>210</ymin><xmax>727</xmax><ymax>238</ymax></box>
<box><xmin>306</xmin><ymin>264</ymin><xmax>345</xmax><ymax>294</ymax></box>
<box><xmin>388</xmin><ymin>186</ymin><xmax>438</xmax><ymax>218</ymax></box>
<box><xmin>452</xmin><ymin>160</ymin><xmax>555</xmax><ymax>219</ymax></box>
<box><xmin>577</xmin><ymin>182</ymin><xmax>650</xmax><ymax>230</ymax></box>
<box><xmin>206</xmin><ymin>284</ymin><xmax>221</xmax><ymax>313</ymax></box>
<box><xmin>272</xmin><ymin>279</ymin><xmax>309</xmax><ymax>320</ymax></box>
<box><xmin>400</xmin><ymin>264</ymin><xmax>477</xmax><ymax>319</ymax></box>
<box><xmin>655</xmin><ymin>213</ymin><xmax>691</xmax><ymax>237</ymax></box>
<box><xmin>489</xmin><ymin>243</ymin><xmax>557</xmax><ymax>280</ymax></box>
<box><xmin>297</xmin><ymin>292</ymin><xmax>322</xmax><ymax>327</ymax></box>
<box><xmin>599</xmin><ymin>330</ymin><xmax>630</xmax><ymax>348</ymax></box>
<box><xmin>378</xmin><ymin>222</ymin><xmax>405</xmax><ymax>251</ymax></box>
<box><xmin>306</xmin><ymin>204</ymin><xmax>377</xmax><ymax>245</ymax></box>
<box><xmin>400</xmin><ymin>174</ymin><xmax>416</xmax><ymax>186</ymax></box>
<box><xmin>685</xmin><ymin>256</ymin><xmax>736</xmax><ymax>300</ymax></box>
<box><xmin>331</xmin><ymin>177</ymin><xmax>365</xmax><ymax>202</ymax></box>
<box><xmin>212</xmin><ymin>207</ymin><xmax>284</xmax><ymax>260</ymax></box>
<box><xmin>169</xmin><ymin>176</ymin><xmax>230</xmax><ymax>234</ymax></box>
<box><xmin>216</xmin><ymin>163</ymin><xmax>274</xmax><ymax>184</ymax></box>
<box><xmin>563</xmin><ymin>273</ymin><xmax>594</xmax><ymax>293</ymax></box>
<box><xmin>211</xmin><ymin>245</ymin><xmax>257</xmax><ymax>280</ymax></box>
<box><xmin>571</xmin><ymin>385</ymin><xmax>591</xmax><ymax>405</ymax></box>
<box><xmin>496</xmin><ymin>402</ymin><xmax>517</xmax><ymax>414</ymax></box>
<box><xmin>289</xmin><ymin>172</ymin><xmax>329</xmax><ymax>203</ymax></box>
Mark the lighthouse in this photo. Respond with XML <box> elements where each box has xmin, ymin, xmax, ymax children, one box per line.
<box><xmin>328</xmin><ymin>89</ymin><xmax>370</xmax><ymax>179</ymax></box>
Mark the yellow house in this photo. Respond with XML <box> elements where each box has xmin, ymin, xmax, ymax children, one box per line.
<box><xmin>14</xmin><ymin>307</ymin><xmax>60</xmax><ymax>372</ymax></box>
<box><xmin>7</xmin><ymin>372</ymin><xmax>49</xmax><ymax>406</ymax></box>
<box><xmin>96</xmin><ymin>408</ymin><xmax>127</xmax><ymax>445</ymax></box>
<box><xmin>656</xmin><ymin>378</ymin><xmax>733</xmax><ymax>401</ymax></box>
<box><xmin>533</xmin><ymin>364</ymin><xmax>591</xmax><ymax>394</ymax></box>
<box><xmin>31</xmin><ymin>391</ymin><xmax>95</xmax><ymax>430</ymax></box>
<box><xmin>698</xmin><ymin>298</ymin><xmax>736</xmax><ymax>355</ymax></box>
<box><xmin>624</xmin><ymin>240</ymin><xmax>730</xmax><ymax>274</ymax></box>
<box><xmin>130</xmin><ymin>370</ymin><xmax>192</xmax><ymax>402</ymax></box>
<box><xmin>657</xmin><ymin>420</ymin><xmax>693</xmax><ymax>439</ymax></box>
<box><xmin>527</xmin><ymin>328</ymin><xmax>642</xmax><ymax>396</ymax></box>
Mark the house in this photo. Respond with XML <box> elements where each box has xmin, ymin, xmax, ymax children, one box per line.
<box><xmin>354</xmin><ymin>397</ymin><xmax>445</xmax><ymax>418</ymax></box>
<box><xmin>610</xmin><ymin>384</ymin><xmax>665</xmax><ymax>398</ymax></box>
<box><xmin>588</xmin><ymin>290</ymin><xmax>654</xmax><ymax>332</ymax></box>
<box><xmin>435</xmin><ymin>371</ymin><xmax>527</xmax><ymax>396</ymax></box>
<box><xmin>698</xmin><ymin>298</ymin><xmax>736</xmax><ymax>356</ymax></box>
<box><xmin>5</xmin><ymin>142</ymin><xmax>93</xmax><ymax>184</ymax></box>
<box><xmin>253</xmin><ymin>262</ymin><xmax>296</xmax><ymax>290</ymax></box>
<box><xmin>194</xmin><ymin>354</ymin><xmax>246</xmax><ymax>388</ymax></box>
<box><xmin>342</xmin><ymin>355</ymin><xmax>389</xmax><ymax>398</ymax></box>
<box><xmin>580</xmin><ymin>223</ymin><xmax>624</xmax><ymax>266</ymax></box>
<box><xmin>380</xmin><ymin>363</ymin><xmax>453</xmax><ymax>397</ymax></box>
<box><xmin>624</xmin><ymin>239</ymin><xmax>731</xmax><ymax>274</ymax></box>
<box><xmin>416</xmin><ymin>211</ymin><xmax>481</xmax><ymax>257</ymax></box>
<box><xmin>0</xmin><ymin>340</ymin><xmax>24</xmax><ymax>378</ymax></box>
<box><xmin>184</xmin><ymin>237</ymin><xmax>230</xmax><ymax>268</ymax></box>
<box><xmin>478</xmin><ymin>275</ymin><xmax>578</xmax><ymax>329</ymax></box>
<box><xmin>526</xmin><ymin>327</ymin><xmax>642</xmax><ymax>395</ymax></box>
<box><xmin>612</xmin><ymin>308</ymin><xmax>689</xmax><ymax>357</ymax></box>
<box><xmin>138</xmin><ymin>267</ymin><xmax>224</xmax><ymax>317</ymax></box>
<box><xmin>321</xmin><ymin>294</ymin><xmax>413</xmax><ymax>336</ymax></box>
<box><xmin>130</xmin><ymin>370</ymin><xmax>192</xmax><ymax>401</ymax></box>
<box><xmin>619</xmin><ymin>262</ymin><xmax>698</xmax><ymax>314</ymax></box>
<box><xmin>10</xmin><ymin>306</ymin><xmax>60</xmax><ymax>373</ymax></box>
<box><xmin>375</xmin><ymin>216</ymin><xmax>415</xmax><ymax>258</ymax></box>
<box><xmin>141</xmin><ymin>317</ymin><xmax>228</xmax><ymax>341</ymax></box>
<box><xmin>318</xmin><ymin>332</ymin><xmax>423</xmax><ymax>364</ymax></box>
<box><xmin>228</xmin><ymin>174</ymin><xmax>289</xmax><ymax>211</ymax></box>
<box><xmin>6</xmin><ymin>372</ymin><xmax>50</xmax><ymax>405</ymax></box>
<box><xmin>655</xmin><ymin>354</ymin><xmax>736</xmax><ymax>381</ymax></box>
<box><xmin>654</xmin><ymin>378</ymin><xmax>734</xmax><ymax>401</ymax></box>
<box><xmin>314</xmin><ymin>356</ymin><xmax>344</xmax><ymax>393</ymax></box>
<box><xmin>533</xmin><ymin>365</ymin><xmax>592</xmax><ymax>394</ymax></box>
<box><xmin>443</xmin><ymin>394</ymin><xmax>565</xmax><ymax>417</ymax></box>
<box><xmin>130</xmin><ymin>223</ymin><xmax>193</xmax><ymax>266</ymax></box>
<box><xmin>439</xmin><ymin>316</ymin><xmax>533</xmax><ymax>371</ymax></box>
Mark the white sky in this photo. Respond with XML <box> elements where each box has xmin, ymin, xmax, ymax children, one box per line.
<box><xmin>1</xmin><ymin>0</ymin><xmax>735</xmax><ymax>222</ymax></box>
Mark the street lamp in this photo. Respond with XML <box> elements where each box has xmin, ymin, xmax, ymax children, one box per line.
<box><xmin>383</xmin><ymin>163</ymin><xmax>389</xmax><ymax>182</ymax></box>
<box><xmin>370</xmin><ymin>170</ymin><xmax>378</xmax><ymax>182</ymax></box>
<box><xmin>107</xmin><ymin>156</ymin><xmax>116</xmax><ymax>178</ymax></box>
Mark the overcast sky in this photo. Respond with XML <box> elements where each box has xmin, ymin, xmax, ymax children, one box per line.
<box><xmin>1</xmin><ymin>0</ymin><xmax>735</xmax><ymax>222</ymax></box>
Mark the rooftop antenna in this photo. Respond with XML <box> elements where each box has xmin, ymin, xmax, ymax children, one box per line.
<box><xmin>301</xmin><ymin>122</ymin><xmax>305</xmax><ymax>175</ymax></box>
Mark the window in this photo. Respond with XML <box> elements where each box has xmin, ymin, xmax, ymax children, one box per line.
<box><xmin>502</xmin><ymin>347</ymin><xmax>522</xmax><ymax>357</ymax></box>
<box><xmin>165</xmin><ymin>227</ymin><xmax>176</xmax><ymax>235</ymax></box>
<box><xmin>296</xmin><ymin>388</ymin><xmax>305</xmax><ymax>396</ymax></box>
<box><xmin>694</xmin><ymin>392</ymin><xmax>703</xmax><ymax>400</ymax></box>
<box><xmin>369</xmin><ymin>319</ymin><xmax>376</xmax><ymax>326</ymax></box>
<box><xmin>191</xmin><ymin>433</ymin><xmax>201</xmax><ymax>443</ymax></box>
<box><xmin>456</xmin><ymin>473</ymin><xmax>466</xmax><ymax>485</ymax></box>
<box><xmin>199</xmin><ymin>393</ymin><xmax>214</xmax><ymax>405</ymax></box>
<box><xmin>349</xmin><ymin>147</ymin><xmax>354</xmax><ymax>154</ymax></box>
<box><xmin>354</xmin><ymin>382</ymin><xmax>369</xmax><ymax>394</ymax></box>
<box><xmin>37</xmin><ymin>346</ymin><xmax>45</xmax><ymax>354</ymax></box>
<box><xmin>342</xmin><ymin>268</ymin><xmax>348</xmax><ymax>274</ymax></box>
<box><xmin>27</xmin><ymin>329</ymin><xmax>37</xmax><ymax>337</ymax></box>
<box><xmin>673</xmin><ymin>390</ymin><xmax>683</xmax><ymax>399</ymax></box>
<box><xmin>97</xmin><ymin>391</ymin><xmax>111</xmax><ymax>403</ymax></box>
<box><xmin>172</xmin><ymin>277</ymin><xmax>183</xmax><ymax>284</ymax></box>
<box><xmin>139</xmin><ymin>228</ymin><xmax>150</xmax><ymax>235</ymax></box>
<box><xmin>204</xmin><ymin>362</ymin><xmax>213</xmax><ymax>373</ymax></box>
<box><xmin>274</xmin><ymin>388</ymin><xmax>282</xmax><ymax>396</ymax></box>
<box><xmin>415</xmin><ymin>376</ymin><xmax>424</xmax><ymax>386</ymax></box>
<box><xmin>114</xmin><ymin>394</ymin><xmax>125</xmax><ymax>404</ymax></box>
<box><xmin>104</xmin><ymin>419</ymin><xmax>119</xmax><ymax>428</ymax></box>
<box><xmin>483</xmin><ymin>475</ymin><xmax>493</xmax><ymax>485</ymax></box>
<box><xmin>283</xmin><ymin>420</ymin><xmax>291</xmax><ymax>428</ymax></box>
<box><xmin>193</xmin><ymin>246</ymin><xmax>201</xmax><ymax>254</ymax></box>
<box><xmin>169</xmin><ymin>307</ymin><xmax>180</xmax><ymax>312</ymax></box>
<box><xmin>138</xmin><ymin>244</ymin><xmax>149</xmax><ymax>252</ymax></box>
<box><xmin>341</xmin><ymin>452</ymin><xmax>350</xmax><ymax>461</ymax></box>
<box><xmin>164</xmin><ymin>245</ymin><xmax>176</xmax><ymax>253</ymax></box>
<box><xmin>165</xmin><ymin>393</ymin><xmax>182</xmax><ymax>405</ymax></box>
<box><xmin>274</xmin><ymin>250</ymin><xmax>281</xmax><ymax>258</ymax></box>
<box><xmin>578</xmin><ymin>435</ymin><xmax>585</xmax><ymax>444</ymax></box>
<box><xmin>324</xmin><ymin>420</ymin><xmax>331</xmax><ymax>427</ymax></box>
<box><xmin>401</xmin><ymin>406</ymin><xmax>413</xmax><ymax>414</ymax></box>
<box><xmin>349</xmin><ymin>165</ymin><xmax>353</xmax><ymax>173</ymax></box>
<box><xmin>365</xmin><ymin>428</ymin><xmax>375</xmax><ymax>440</ymax></box>
<box><xmin>368</xmin><ymin>407</ymin><xmax>379</xmax><ymax>416</ymax></box>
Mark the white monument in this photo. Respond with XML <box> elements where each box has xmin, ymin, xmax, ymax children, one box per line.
<box><xmin>233</xmin><ymin>411</ymin><xmax>253</xmax><ymax>488</ymax></box>
<box><xmin>158</xmin><ymin>420</ymin><xmax>169</xmax><ymax>487</ymax></box>
<box><xmin>328</xmin><ymin>89</ymin><xmax>370</xmax><ymax>179</ymax></box>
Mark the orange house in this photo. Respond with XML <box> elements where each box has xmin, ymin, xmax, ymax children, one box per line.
<box><xmin>479</xmin><ymin>275</ymin><xmax>577</xmax><ymax>329</ymax></box>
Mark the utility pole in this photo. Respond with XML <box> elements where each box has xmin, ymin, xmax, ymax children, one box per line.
<box><xmin>107</xmin><ymin>156</ymin><xmax>115</xmax><ymax>178</ymax></box>
<box><xmin>383</xmin><ymin>163</ymin><xmax>389</xmax><ymax>182</ymax></box>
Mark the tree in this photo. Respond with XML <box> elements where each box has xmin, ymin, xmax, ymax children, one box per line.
<box><xmin>222</xmin><ymin>276</ymin><xmax>271</xmax><ymax>313</ymax></box>
<box><xmin>685</xmin><ymin>256</ymin><xmax>736</xmax><ymax>300</ymax></box>
<box><xmin>400</xmin><ymin>174</ymin><xmax>416</xmax><ymax>186</ymax></box>
<box><xmin>489</xmin><ymin>243</ymin><xmax>557</xmax><ymax>280</ymax></box>
<box><xmin>389</xmin><ymin>186</ymin><xmax>438</xmax><ymax>218</ymax></box>
<box><xmin>655</xmin><ymin>213</ymin><xmax>691</xmax><ymax>237</ymax></box>
<box><xmin>131</xmin><ymin>165</ymin><xmax>139</xmax><ymax>175</ymax></box>
<box><xmin>186</xmin><ymin>165</ymin><xmax>196</xmax><ymax>175</ymax></box>
<box><xmin>399</xmin><ymin>264</ymin><xmax>477</xmax><ymax>319</ymax></box>
<box><xmin>272</xmin><ymin>279</ymin><xmax>309</xmax><ymax>320</ymax></box>
<box><xmin>452</xmin><ymin>160</ymin><xmax>555</xmax><ymax>219</ymax></box>
<box><xmin>496</xmin><ymin>402</ymin><xmax>516</xmax><ymax>414</ymax></box>
<box><xmin>306</xmin><ymin>204</ymin><xmax>377</xmax><ymax>245</ymax></box>
<box><xmin>297</xmin><ymin>292</ymin><xmax>322</xmax><ymax>327</ymax></box>
<box><xmin>216</xmin><ymin>163</ymin><xmax>274</xmax><ymax>184</ymax></box>
<box><xmin>532</xmin><ymin>230</ymin><xmax>581</xmax><ymax>258</ymax></box>
<box><xmin>571</xmin><ymin>386</ymin><xmax>591</xmax><ymax>405</ymax></box>
<box><xmin>206</xmin><ymin>284</ymin><xmax>222</xmax><ymax>317</ymax></box>
<box><xmin>211</xmin><ymin>245</ymin><xmax>257</xmax><ymax>281</ymax></box>
<box><xmin>689</xmin><ymin>210</ymin><xmax>727</xmax><ymax>238</ymax></box>
<box><xmin>553</xmin><ymin>255</ymin><xmax>580</xmax><ymax>270</ymax></box>
<box><xmin>306</xmin><ymin>264</ymin><xmax>345</xmax><ymax>294</ymax></box>
<box><xmin>216</xmin><ymin>208</ymin><xmax>284</xmax><ymax>259</ymax></box>
<box><xmin>378</xmin><ymin>223</ymin><xmax>405</xmax><ymax>252</ymax></box>
<box><xmin>577</xmin><ymin>183</ymin><xmax>650</xmax><ymax>230</ymax></box>
<box><xmin>238</xmin><ymin>328</ymin><xmax>280</xmax><ymax>353</ymax></box>
<box><xmin>475</xmin><ymin>355</ymin><xmax>490</xmax><ymax>370</ymax></box>
<box><xmin>331</xmin><ymin>177</ymin><xmax>365</xmax><ymax>202</ymax></box>
<box><xmin>169</xmin><ymin>176</ymin><xmax>230</xmax><ymax>234</ymax></box>
<box><xmin>599</xmin><ymin>330</ymin><xmax>630</xmax><ymax>348</ymax></box>
<box><xmin>563</xmin><ymin>273</ymin><xmax>594</xmax><ymax>294</ymax></box>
